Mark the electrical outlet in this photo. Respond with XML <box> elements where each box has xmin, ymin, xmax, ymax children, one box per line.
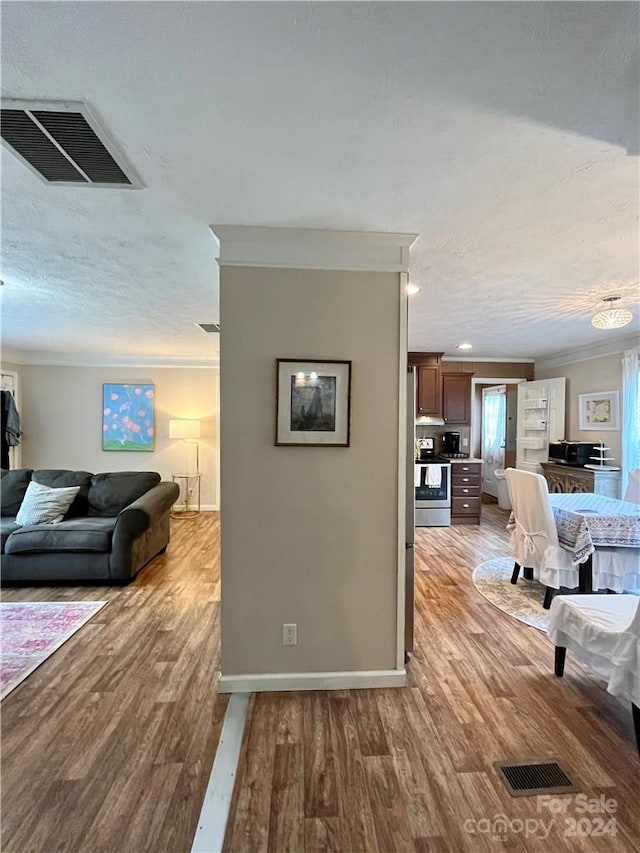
<box><xmin>462</xmin><ymin>437</ymin><xmax>469</xmax><ymax>447</ymax></box>
<box><xmin>283</xmin><ymin>623</ymin><xmax>297</xmax><ymax>646</ymax></box>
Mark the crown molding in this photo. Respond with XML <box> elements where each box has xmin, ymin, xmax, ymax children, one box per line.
<box><xmin>210</xmin><ymin>225</ymin><xmax>418</xmax><ymax>272</ymax></box>
<box><xmin>535</xmin><ymin>332</ymin><xmax>640</xmax><ymax>371</ymax></box>
<box><xmin>0</xmin><ymin>347</ymin><xmax>23</xmax><ymax>365</ymax></box>
<box><xmin>0</xmin><ymin>349</ymin><xmax>219</xmax><ymax>369</ymax></box>
<box><xmin>441</xmin><ymin>355</ymin><xmax>535</xmax><ymax>363</ymax></box>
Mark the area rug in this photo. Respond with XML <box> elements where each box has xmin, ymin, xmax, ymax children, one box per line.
<box><xmin>472</xmin><ymin>557</ymin><xmax>550</xmax><ymax>632</ymax></box>
<box><xmin>0</xmin><ymin>600</ymin><xmax>107</xmax><ymax>699</ymax></box>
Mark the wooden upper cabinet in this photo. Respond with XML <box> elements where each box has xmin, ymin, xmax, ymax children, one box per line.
<box><xmin>442</xmin><ymin>373</ymin><xmax>472</xmax><ymax>424</ymax></box>
<box><xmin>417</xmin><ymin>364</ymin><xmax>442</xmax><ymax>415</ymax></box>
<box><xmin>409</xmin><ymin>353</ymin><xmax>443</xmax><ymax>416</ymax></box>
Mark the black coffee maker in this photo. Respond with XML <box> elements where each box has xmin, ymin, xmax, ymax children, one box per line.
<box><xmin>442</xmin><ymin>431</ymin><xmax>461</xmax><ymax>455</ymax></box>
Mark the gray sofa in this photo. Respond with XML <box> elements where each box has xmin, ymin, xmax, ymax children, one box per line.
<box><xmin>1</xmin><ymin>469</ymin><xmax>180</xmax><ymax>584</ymax></box>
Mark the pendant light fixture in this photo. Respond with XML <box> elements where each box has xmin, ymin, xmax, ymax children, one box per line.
<box><xmin>591</xmin><ymin>295</ymin><xmax>633</xmax><ymax>330</ymax></box>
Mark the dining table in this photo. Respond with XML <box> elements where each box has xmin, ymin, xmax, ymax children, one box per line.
<box><xmin>548</xmin><ymin>492</ymin><xmax>640</xmax><ymax>593</ymax></box>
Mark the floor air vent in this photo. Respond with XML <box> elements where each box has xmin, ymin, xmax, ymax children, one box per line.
<box><xmin>494</xmin><ymin>760</ymin><xmax>580</xmax><ymax>798</ymax></box>
<box><xmin>0</xmin><ymin>100</ymin><xmax>140</xmax><ymax>187</ymax></box>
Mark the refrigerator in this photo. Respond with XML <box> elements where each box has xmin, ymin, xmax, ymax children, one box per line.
<box><xmin>405</xmin><ymin>367</ymin><xmax>416</xmax><ymax>660</ymax></box>
<box><xmin>515</xmin><ymin>377</ymin><xmax>566</xmax><ymax>474</ymax></box>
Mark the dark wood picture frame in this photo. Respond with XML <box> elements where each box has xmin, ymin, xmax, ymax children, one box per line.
<box><xmin>275</xmin><ymin>358</ymin><xmax>352</xmax><ymax>447</ymax></box>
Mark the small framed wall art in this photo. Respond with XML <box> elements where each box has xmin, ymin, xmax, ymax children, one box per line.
<box><xmin>578</xmin><ymin>390</ymin><xmax>620</xmax><ymax>431</ymax></box>
<box><xmin>102</xmin><ymin>383</ymin><xmax>155</xmax><ymax>450</ymax></box>
<box><xmin>275</xmin><ymin>359</ymin><xmax>351</xmax><ymax>446</ymax></box>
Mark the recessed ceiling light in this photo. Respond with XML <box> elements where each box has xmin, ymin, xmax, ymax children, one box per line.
<box><xmin>457</xmin><ymin>343</ymin><xmax>473</xmax><ymax>350</ymax></box>
<box><xmin>407</xmin><ymin>284</ymin><xmax>421</xmax><ymax>295</ymax></box>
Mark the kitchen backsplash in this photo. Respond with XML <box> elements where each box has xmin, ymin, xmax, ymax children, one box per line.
<box><xmin>415</xmin><ymin>424</ymin><xmax>471</xmax><ymax>454</ymax></box>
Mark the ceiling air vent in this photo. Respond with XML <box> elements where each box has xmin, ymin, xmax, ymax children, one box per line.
<box><xmin>197</xmin><ymin>323</ymin><xmax>221</xmax><ymax>333</ymax></box>
<box><xmin>0</xmin><ymin>100</ymin><xmax>141</xmax><ymax>188</ymax></box>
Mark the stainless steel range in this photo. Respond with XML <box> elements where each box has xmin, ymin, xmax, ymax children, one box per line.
<box><xmin>414</xmin><ymin>456</ymin><xmax>451</xmax><ymax>526</ymax></box>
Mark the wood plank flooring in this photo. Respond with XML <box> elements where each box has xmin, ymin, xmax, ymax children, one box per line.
<box><xmin>3</xmin><ymin>504</ymin><xmax>640</xmax><ymax>852</ymax></box>
<box><xmin>223</xmin><ymin>502</ymin><xmax>640</xmax><ymax>853</ymax></box>
<box><xmin>1</xmin><ymin>513</ymin><xmax>225</xmax><ymax>853</ymax></box>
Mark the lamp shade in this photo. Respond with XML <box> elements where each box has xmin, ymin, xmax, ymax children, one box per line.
<box><xmin>169</xmin><ymin>419</ymin><xmax>201</xmax><ymax>439</ymax></box>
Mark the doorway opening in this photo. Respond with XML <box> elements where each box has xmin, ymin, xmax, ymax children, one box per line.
<box><xmin>471</xmin><ymin>378</ymin><xmax>524</xmax><ymax>499</ymax></box>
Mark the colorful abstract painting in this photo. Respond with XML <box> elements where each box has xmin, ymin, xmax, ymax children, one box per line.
<box><xmin>102</xmin><ymin>383</ymin><xmax>155</xmax><ymax>451</ymax></box>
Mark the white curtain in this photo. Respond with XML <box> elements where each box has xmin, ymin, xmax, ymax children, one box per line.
<box><xmin>482</xmin><ymin>390</ymin><xmax>506</xmax><ymax>466</ymax></box>
<box><xmin>621</xmin><ymin>346</ymin><xmax>640</xmax><ymax>496</ymax></box>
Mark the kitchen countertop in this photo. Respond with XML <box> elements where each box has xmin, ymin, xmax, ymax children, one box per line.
<box><xmin>449</xmin><ymin>457</ymin><xmax>483</xmax><ymax>464</ymax></box>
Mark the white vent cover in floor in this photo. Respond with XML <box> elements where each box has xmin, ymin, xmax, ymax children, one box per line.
<box><xmin>0</xmin><ymin>100</ymin><xmax>141</xmax><ymax>188</ymax></box>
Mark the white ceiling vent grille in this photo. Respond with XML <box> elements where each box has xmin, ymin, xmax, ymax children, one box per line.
<box><xmin>0</xmin><ymin>100</ymin><xmax>142</xmax><ymax>188</ymax></box>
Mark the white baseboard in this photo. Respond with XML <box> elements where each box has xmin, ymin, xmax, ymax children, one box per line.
<box><xmin>173</xmin><ymin>504</ymin><xmax>219</xmax><ymax>512</ymax></box>
<box><xmin>218</xmin><ymin>669</ymin><xmax>406</xmax><ymax>693</ymax></box>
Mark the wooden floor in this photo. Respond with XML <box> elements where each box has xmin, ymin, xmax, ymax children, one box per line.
<box><xmin>1</xmin><ymin>513</ymin><xmax>226</xmax><ymax>853</ymax></box>
<box><xmin>2</xmin><ymin>504</ymin><xmax>640</xmax><ymax>852</ymax></box>
<box><xmin>223</xmin><ymin>502</ymin><xmax>640</xmax><ymax>853</ymax></box>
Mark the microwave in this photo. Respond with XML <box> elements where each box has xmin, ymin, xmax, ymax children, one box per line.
<box><xmin>548</xmin><ymin>441</ymin><xmax>599</xmax><ymax>466</ymax></box>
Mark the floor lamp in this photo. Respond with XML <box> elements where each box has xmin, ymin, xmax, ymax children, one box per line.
<box><xmin>169</xmin><ymin>419</ymin><xmax>202</xmax><ymax>516</ymax></box>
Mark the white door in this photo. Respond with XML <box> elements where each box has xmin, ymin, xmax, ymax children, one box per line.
<box><xmin>481</xmin><ymin>385</ymin><xmax>506</xmax><ymax>498</ymax></box>
<box><xmin>516</xmin><ymin>377</ymin><xmax>566</xmax><ymax>473</ymax></box>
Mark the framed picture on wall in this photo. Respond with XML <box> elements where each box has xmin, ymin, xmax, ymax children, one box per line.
<box><xmin>275</xmin><ymin>359</ymin><xmax>351</xmax><ymax>446</ymax></box>
<box><xmin>578</xmin><ymin>390</ymin><xmax>620</xmax><ymax>431</ymax></box>
<box><xmin>102</xmin><ymin>383</ymin><xmax>155</xmax><ymax>450</ymax></box>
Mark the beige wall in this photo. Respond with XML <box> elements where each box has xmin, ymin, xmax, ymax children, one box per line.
<box><xmin>220</xmin><ymin>267</ymin><xmax>400</xmax><ymax>676</ymax></box>
<box><xmin>536</xmin><ymin>353</ymin><xmax>623</xmax><ymax>465</ymax></box>
<box><xmin>16</xmin><ymin>365</ymin><xmax>219</xmax><ymax>507</ymax></box>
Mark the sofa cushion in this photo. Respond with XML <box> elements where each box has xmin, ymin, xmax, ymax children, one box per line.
<box><xmin>32</xmin><ymin>469</ymin><xmax>93</xmax><ymax>517</ymax></box>
<box><xmin>5</xmin><ymin>517</ymin><xmax>116</xmax><ymax>554</ymax></box>
<box><xmin>1</xmin><ymin>518</ymin><xmax>19</xmax><ymax>550</ymax></box>
<box><xmin>88</xmin><ymin>471</ymin><xmax>161</xmax><ymax>517</ymax></box>
<box><xmin>15</xmin><ymin>481</ymin><xmax>81</xmax><ymax>526</ymax></box>
<box><xmin>0</xmin><ymin>469</ymin><xmax>33</xmax><ymax>516</ymax></box>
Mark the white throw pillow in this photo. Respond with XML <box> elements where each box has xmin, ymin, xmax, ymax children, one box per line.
<box><xmin>15</xmin><ymin>481</ymin><xmax>81</xmax><ymax>526</ymax></box>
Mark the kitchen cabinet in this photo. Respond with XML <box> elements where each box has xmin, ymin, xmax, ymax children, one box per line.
<box><xmin>409</xmin><ymin>353</ymin><xmax>443</xmax><ymax>416</ymax></box>
<box><xmin>417</xmin><ymin>362</ymin><xmax>442</xmax><ymax>416</ymax></box>
<box><xmin>442</xmin><ymin>373</ymin><xmax>471</xmax><ymax>425</ymax></box>
<box><xmin>408</xmin><ymin>353</ymin><xmax>472</xmax><ymax>423</ymax></box>
<box><xmin>451</xmin><ymin>461</ymin><xmax>482</xmax><ymax>525</ymax></box>
<box><xmin>540</xmin><ymin>462</ymin><xmax>621</xmax><ymax>500</ymax></box>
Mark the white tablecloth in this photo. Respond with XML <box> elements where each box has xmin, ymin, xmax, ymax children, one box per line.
<box><xmin>549</xmin><ymin>493</ymin><xmax>640</xmax><ymax>592</ymax></box>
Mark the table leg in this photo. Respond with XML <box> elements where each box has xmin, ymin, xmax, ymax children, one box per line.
<box><xmin>578</xmin><ymin>555</ymin><xmax>593</xmax><ymax>594</ymax></box>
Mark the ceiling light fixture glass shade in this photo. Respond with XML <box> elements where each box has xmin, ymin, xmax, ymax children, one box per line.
<box><xmin>591</xmin><ymin>296</ymin><xmax>633</xmax><ymax>330</ymax></box>
<box><xmin>407</xmin><ymin>284</ymin><xmax>421</xmax><ymax>295</ymax></box>
<box><xmin>457</xmin><ymin>343</ymin><xmax>473</xmax><ymax>350</ymax></box>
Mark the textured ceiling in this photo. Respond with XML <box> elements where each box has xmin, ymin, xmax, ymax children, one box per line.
<box><xmin>1</xmin><ymin>2</ymin><xmax>638</xmax><ymax>363</ymax></box>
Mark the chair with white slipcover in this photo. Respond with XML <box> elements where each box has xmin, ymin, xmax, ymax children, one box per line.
<box><xmin>505</xmin><ymin>468</ymin><xmax>579</xmax><ymax>609</ymax></box>
<box><xmin>624</xmin><ymin>469</ymin><xmax>640</xmax><ymax>505</ymax></box>
<box><xmin>549</xmin><ymin>593</ymin><xmax>640</xmax><ymax>754</ymax></box>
